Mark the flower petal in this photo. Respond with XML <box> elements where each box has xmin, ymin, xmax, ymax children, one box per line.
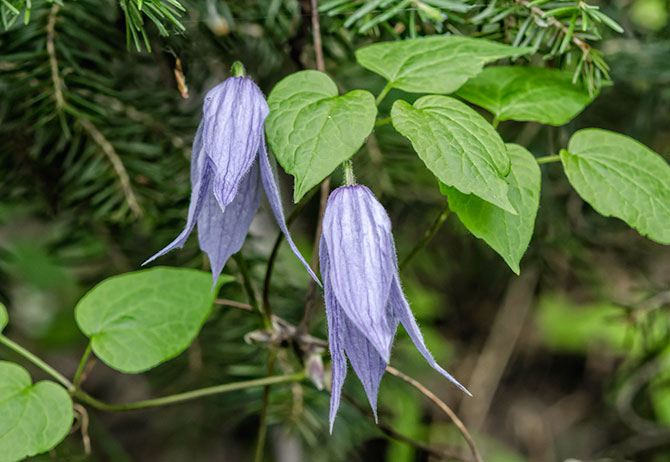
<box><xmin>389</xmin><ymin>275</ymin><xmax>472</xmax><ymax>396</ymax></box>
<box><xmin>143</xmin><ymin>123</ymin><xmax>210</xmax><ymax>265</ymax></box>
<box><xmin>202</xmin><ymin>77</ymin><xmax>269</xmax><ymax>209</ymax></box>
<box><xmin>341</xmin><ymin>315</ymin><xmax>394</xmax><ymax>422</ymax></box>
<box><xmin>198</xmin><ymin>161</ymin><xmax>262</xmax><ymax>286</ymax></box>
<box><xmin>321</xmin><ymin>185</ymin><xmax>396</xmax><ymax>361</ymax></box>
<box><xmin>321</xmin><ymin>240</ymin><xmax>348</xmax><ymax>433</ymax></box>
<box><xmin>258</xmin><ymin>136</ymin><xmax>320</xmax><ymax>284</ymax></box>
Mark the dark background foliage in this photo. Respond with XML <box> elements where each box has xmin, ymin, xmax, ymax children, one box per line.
<box><xmin>0</xmin><ymin>0</ymin><xmax>669</xmax><ymax>461</ymax></box>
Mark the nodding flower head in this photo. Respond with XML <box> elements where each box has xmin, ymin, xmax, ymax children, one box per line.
<box><xmin>320</xmin><ymin>184</ymin><xmax>470</xmax><ymax>431</ymax></box>
<box><xmin>145</xmin><ymin>70</ymin><xmax>319</xmax><ymax>286</ymax></box>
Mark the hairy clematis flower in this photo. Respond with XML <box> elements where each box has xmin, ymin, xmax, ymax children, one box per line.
<box><xmin>145</xmin><ymin>70</ymin><xmax>318</xmax><ymax>285</ymax></box>
<box><xmin>320</xmin><ymin>185</ymin><xmax>470</xmax><ymax>430</ymax></box>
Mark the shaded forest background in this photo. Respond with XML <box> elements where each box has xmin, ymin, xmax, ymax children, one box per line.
<box><xmin>0</xmin><ymin>0</ymin><xmax>669</xmax><ymax>461</ymax></box>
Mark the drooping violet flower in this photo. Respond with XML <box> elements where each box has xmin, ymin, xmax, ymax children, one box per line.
<box><xmin>320</xmin><ymin>184</ymin><xmax>470</xmax><ymax>431</ymax></box>
<box><xmin>145</xmin><ymin>68</ymin><xmax>319</xmax><ymax>285</ymax></box>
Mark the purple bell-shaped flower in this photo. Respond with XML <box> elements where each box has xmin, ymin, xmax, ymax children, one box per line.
<box><xmin>320</xmin><ymin>184</ymin><xmax>470</xmax><ymax>431</ymax></box>
<box><xmin>145</xmin><ymin>66</ymin><xmax>318</xmax><ymax>285</ymax></box>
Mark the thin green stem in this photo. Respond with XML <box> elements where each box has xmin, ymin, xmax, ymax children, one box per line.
<box><xmin>73</xmin><ymin>341</ymin><xmax>92</xmax><ymax>387</ymax></box>
<box><xmin>234</xmin><ymin>253</ymin><xmax>270</xmax><ymax>329</ymax></box>
<box><xmin>492</xmin><ymin>116</ymin><xmax>500</xmax><ymax>129</ymax></box>
<box><xmin>375</xmin><ymin>117</ymin><xmax>392</xmax><ymax>127</ymax></box>
<box><xmin>254</xmin><ymin>351</ymin><xmax>277</xmax><ymax>462</ymax></box>
<box><xmin>536</xmin><ymin>154</ymin><xmax>561</xmax><ymax>164</ymax></box>
<box><xmin>399</xmin><ymin>203</ymin><xmax>451</xmax><ymax>271</ymax></box>
<box><xmin>343</xmin><ymin>160</ymin><xmax>356</xmax><ymax>186</ymax></box>
<box><xmin>0</xmin><ymin>335</ymin><xmax>74</xmax><ymax>391</ymax></box>
<box><xmin>375</xmin><ymin>83</ymin><xmax>392</xmax><ymax>106</ymax></box>
<box><xmin>73</xmin><ymin>371</ymin><xmax>304</xmax><ymax>412</ymax></box>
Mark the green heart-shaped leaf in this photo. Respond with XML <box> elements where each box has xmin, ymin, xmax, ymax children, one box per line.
<box><xmin>356</xmin><ymin>36</ymin><xmax>533</xmax><ymax>95</ymax></box>
<box><xmin>0</xmin><ymin>361</ymin><xmax>73</xmax><ymax>462</ymax></box>
<box><xmin>75</xmin><ymin>267</ymin><xmax>233</xmax><ymax>373</ymax></box>
<box><xmin>265</xmin><ymin>70</ymin><xmax>377</xmax><ymax>202</ymax></box>
<box><xmin>0</xmin><ymin>303</ymin><xmax>7</xmax><ymax>333</ymax></box>
<box><xmin>442</xmin><ymin>144</ymin><xmax>541</xmax><ymax>274</ymax></box>
<box><xmin>456</xmin><ymin>66</ymin><xmax>595</xmax><ymax>126</ymax></box>
<box><xmin>392</xmin><ymin>95</ymin><xmax>516</xmax><ymax>213</ymax></box>
<box><xmin>561</xmin><ymin>129</ymin><xmax>670</xmax><ymax>244</ymax></box>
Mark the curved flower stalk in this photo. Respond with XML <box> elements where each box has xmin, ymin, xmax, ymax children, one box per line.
<box><xmin>145</xmin><ymin>72</ymin><xmax>319</xmax><ymax>286</ymax></box>
<box><xmin>320</xmin><ymin>184</ymin><xmax>470</xmax><ymax>431</ymax></box>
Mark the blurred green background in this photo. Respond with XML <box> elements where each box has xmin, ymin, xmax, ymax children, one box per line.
<box><xmin>1</xmin><ymin>0</ymin><xmax>669</xmax><ymax>461</ymax></box>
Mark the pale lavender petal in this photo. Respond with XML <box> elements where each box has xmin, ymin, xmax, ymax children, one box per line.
<box><xmin>389</xmin><ymin>275</ymin><xmax>472</xmax><ymax>396</ymax></box>
<box><xmin>341</xmin><ymin>315</ymin><xmax>391</xmax><ymax>422</ymax></box>
<box><xmin>202</xmin><ymin>77</ymin><xmax>269</xmax><ymax>209</ymax></box>
<box><xmin>198</xmin><ymin>161</ymin><xmax>262</xmax><ymax>285</ymax></box>
<box><xmin>144</xmin><ymin>123</ymin><xmax>209</xmax><ymax>265</ymax></box>
<box><xmin>258</xmin><ymin>136</ymin><xmax>320</xmax><ymax>284</ymax></box>
<box><xmin>321</xmin><ymin>240</ymin><xmax>348</xmax><ymax>433</ymax></box>
<box><xmin>321</xmin><ymin>185</ymin><xmax>396</xmax><ymax>361</ymax></box>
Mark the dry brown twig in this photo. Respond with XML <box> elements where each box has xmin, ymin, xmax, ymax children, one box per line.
<box><xmin>386</xmin><ymin>365</ymin><xmax>483</xmax><ymax>462</ymax></box>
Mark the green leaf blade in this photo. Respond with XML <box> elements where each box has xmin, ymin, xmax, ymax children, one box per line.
<box><xmin>456</xmin><ymin>66</ymin><xmax>595</xmax><ymax>125</ymax></box>
<box><xmin>0</xmin><ymin>303</ymin><xmax>7</xmax><ymax>332</ymax></box>
<box><xmin>265</xmin><ymin>70</ymin><xmax>377</xmax><ymax>202</ymax></box>
<box><xmin>442</xmin><ymin>144</ymin><xmax>541</xmax><ymax>274</ymax></box>
<box><xmin>0</xmin><ymin>362</ymin><xmax>73</xmax><ymax>462</ymax></box>
<box><xmin>75</xmin><ymin>267</ymin><xmax>232</xmax><ymax>373</ymax></box>
<box><xmin>391</xmin><ymin>95</ymin><xmax>515</xmax><ymax>213</ymax></box>
<box><xmin>355</xmin><ymin>36</ymin><xmax>533</xmax><ymax>94</ymax></box>
<box><xmin>561</xmin><ymin>129</ymin><xmax>670</xmax><ymax>244</ymax></box>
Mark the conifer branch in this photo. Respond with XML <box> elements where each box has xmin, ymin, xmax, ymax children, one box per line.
<box><xmin>516</xmin><ymin>0</ymin><xmax>590</xmax><ymax>57</ymax></box>
<box><xmin>79</xmin><ymin>119</ymin><xmax>144</xmax><ymax>218</ymax></box>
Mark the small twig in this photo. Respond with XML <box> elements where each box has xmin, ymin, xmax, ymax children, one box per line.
<box><xmin>310</xmin><ymin>0</ymin><xmax>325</xmax><ymax>72</ymax></box>
<box><xmin>298</xmin><ymin>0</ymin><xmax>330</xmax><ymax>336</ymax></box>
<box><xmin>343</xmin><ymin>393</ymin><xmax>467</xmax><ymax>462</ymax></box>
<box><xmin>399</xmin><ymin>203</ymin><xmax>451</xmax><ymax>271</ymax></box>
<box><xmin>79</xmin><ymin>119</ymin><xmax>143</xmax><ymax>218</ymax></box>
<box><xmin>386</xmin><ymin>366</ymin><xmax>483</xmax><ymax>462</ymax></box>
<box><xmin>74</xmin><ymin>371</ymin><xmax>304</xmax><ymax>412</ymax></box>
<box><xmin>77</xmin><ymin>355</ymin><xmax>98</xmax><ymax>387</ymax></box>
<box><xmin>46</xmin><ymin>4</ymin><xmax>64</xmax><ymax>110</ymax></box>
<box><xmin>72</xmin><ymin>404</ymin><xmax>91</xmax><ymax>455</ymax></box>
<box><xmin>215</xmin><ymin>298</ymin><xmax>254</xmax><ymax>311</ymax></box>
<box><xmin>173</xmin><ymin>57</ymin><xmax>189</xmax><ymax>99</ymax></box>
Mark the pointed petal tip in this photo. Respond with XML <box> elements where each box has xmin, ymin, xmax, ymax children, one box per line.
<box><xmin>454</xmin><ymin>380</ymin><xmax>473</xmax><ymax>397</ymax></box>
<box><xmin>141</xmin><ymin>249</ymin><xmax>168</xmax><ymax>267</ymax></box>
<box><xmin>437</xmin><ymin>367</ymin><xmax>472</xmax><ymax>397</ymax></box>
